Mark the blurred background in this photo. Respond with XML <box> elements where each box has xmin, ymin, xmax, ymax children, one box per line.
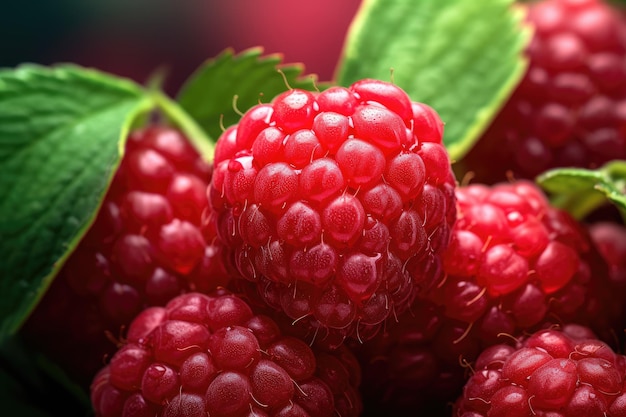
<box><xmin>1</xmin><ymin>0</ymin><xmax>362</xmax><ymax>94</ymax></box>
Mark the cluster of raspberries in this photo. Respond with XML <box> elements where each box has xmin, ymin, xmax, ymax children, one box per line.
<box><xmin>22</xmin><ymin>1</ymin><xmax>626</xmax><ymax>416</ymax></box>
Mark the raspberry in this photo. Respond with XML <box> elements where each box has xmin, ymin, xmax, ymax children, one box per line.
<box><xmin>433</xmin><ymin>180</ymin><xmax>622</xmax><ymax>344</ymax></box>
<box><xmin>208</xmin><ymin>79</ymin><xmax>456</xmax><ymax>347</ymax></box>
<box><xmin>454</xmin><ymin>325</ymin><xmax>626</xmax><ymax>417</ymax></box>
<box><xmin>22</xmin><ymin>126</ymin><xmax>229</xmax><ymax>385</ymax></box>
<box><xmin>90</xmin><ymin>291</ymin><xmax>362</xmax><ymax>417</ymax></box>
<box><xmin>460</xmin><ymin>0</ymin><xmax>626</xmax><ymax>183</ymax></box>
<box><xmin>355</xmin><ymin>180</ymin><xmax>624</xmax><ymax>416</ymax></box>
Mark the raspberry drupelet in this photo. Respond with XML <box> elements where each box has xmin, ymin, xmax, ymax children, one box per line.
<box><xmin>207</xmin><ymin>79</ymin><xmax>457</xmax><ymax>347</ymax></box>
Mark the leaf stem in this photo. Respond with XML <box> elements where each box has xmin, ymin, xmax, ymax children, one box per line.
<box><xmin>152</xmin><ymin>90</ymin><xmax>216</xmax><ymax>163</ymax></box>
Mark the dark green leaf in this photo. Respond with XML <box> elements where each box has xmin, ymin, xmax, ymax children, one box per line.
<box><xmin>336</xmin><ymin>0</ymin><xmax>530</xmax><ymax>161</ymax></box>
<box><xmin>177</xmin><ymin>48</ymin><xmax>323</xmax><ymax>142</ymax></box>
<box><xmin>0</xmin><ymin>65</ymin><xmax>153</xmax><ymax>341</ymax></box>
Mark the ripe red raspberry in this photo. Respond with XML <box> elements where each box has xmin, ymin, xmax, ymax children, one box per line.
<box><xmin>22</xmin><ymin>126</ymin><xmax>229</xmax><ymax>385</ymax></box>
<box><xmin>355</xmin><ymin>180</ymin><xmax>624</xmax><ymax>416</ymax></box>
<box><xmin>460</xmin><ymin>0</ymin><xmax>626</xmax><ymax>183</ymax></box>
<box><xmin>208</xmin><ymin>79</ymin><xmax>457</xmax><ymax>347</ymax></box>
<box><xmin>90</xmin><ymin>291</ymin><xmax>362</xmax><ymax>417</ymax></box>
<box><xmin>454</xmin><ymin>325</ymin><xmax>626</xmax><ymax>417</ymax></box>
<box><xmin>433</xmin><ymin>180</ymin><xmax>622</xmax><ymax>345</ymax></box>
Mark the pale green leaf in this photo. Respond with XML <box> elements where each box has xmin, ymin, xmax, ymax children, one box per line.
<box><xmin>337</xmin><ymin>0</ymin><xmax>530</xmax><ymax>161</ymax></box>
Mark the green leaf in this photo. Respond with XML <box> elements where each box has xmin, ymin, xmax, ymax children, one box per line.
<box><xmin>536</xmin><ymin>161</ymin><xmax>626</xmax><ymax>221</ymax></box>
<box><xmin>0</xmin><ymin>64</ymin><xmax>154</xmax><ymax>341</ymax></box>
<box><xmin>177</xmin><ymin>48</ymin><xmax>323</xmax><ymax>143</ymax></box>
<box><xmin>336</xmin><ymin>0</ymin><xmax>530</xmax><ymax>161</ymax></box>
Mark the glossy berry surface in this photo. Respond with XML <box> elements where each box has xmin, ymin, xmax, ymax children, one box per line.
<box><xmin>454</xmin><ymin>326</ymin><xmax>626</xmax><ymax>417</ymax></box>
<box><xmin>208</xmin><ymin>79</ymin><xmax>456</xmax><ymax>347</ymax></box>
<box><xmin>22</xmin><ymin>126</ymin><xmax>229</xmax><ymax>384</ymax></box>
<box><xmin>356</xmin><ymin>180</ymin><xmax>624</xmax><ymax>416</ymax></box>
<box><xmin>461</xmin><ymin>0</ymin><xmax>626</xmax><ymax>183</ymax></box>
<box><xmin>90</xmin><ymin>291</ymin><xmax>362</xmax><ymax>417</ymax></box>
<box><xmin>432</xmin><ymin>180</ymin><xmax>622</xmax><ymax>345</ymax></box>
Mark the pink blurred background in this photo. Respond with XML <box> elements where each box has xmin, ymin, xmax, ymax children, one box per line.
<box><xmin>1</xmin><ymin>0</ymin><xmax>361</xmax><ymax>94</ymax></box>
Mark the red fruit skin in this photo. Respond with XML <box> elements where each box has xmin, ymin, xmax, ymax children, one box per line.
<box><xmin>459</xmin><ymin>0</ymin><xmax>626</xmax><ymax>183</ymax></box>
<box><xmin>454</xmin><ymin>326</ymin><xmax>626</xmax><ymax>417</ymax></box>
<box><xmin>90</xmin><ymin>291</ymin><xmax>362</xmax><ymax>417</ymax></box>
<box><xmin>355</xmin><ymin>180</ymin><xmax>625</xmax><ymax>416</ymax></box>
<box><xmin>21</xmin><ymin>126</ymin><xmax>229</xmax><ymax>386</ymax></box>
<box><xmin>209</xmin><ymin>79</ymin><xmax>457</xmax><ymax>348</ymax></box>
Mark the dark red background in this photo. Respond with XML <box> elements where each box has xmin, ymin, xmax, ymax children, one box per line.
<box><xmin>1</xmin><ymin>0</ymin><xmax>361</xmax><ymax>94</ymax></box>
